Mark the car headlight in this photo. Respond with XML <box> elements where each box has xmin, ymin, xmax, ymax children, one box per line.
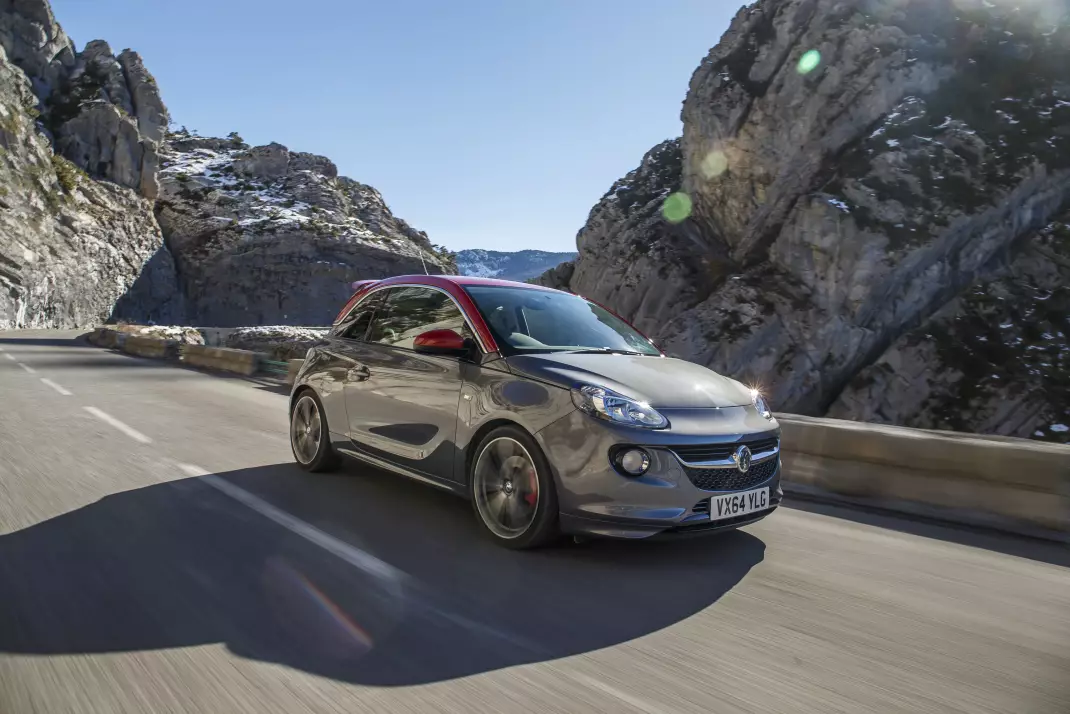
<box><xmin>571</xmin><ymin>385</ymin><xmax>668</xmax><ymax>429</ymax></box>
<box><xmin>751</xmin><ymin>388</ymin><xmax>772</xmax><ymax>419</ymax></box>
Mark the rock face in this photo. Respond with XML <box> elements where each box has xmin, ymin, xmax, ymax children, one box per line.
<box><xmin>0</xmin><ymin>43</ymin><xmax>178</xmax><ymax>329</ymax></box>
<box><xmin>155</xmin><ymin>132</ymin><xmax>454</xmax><ymax>326</ymax></box>
<box><xmin>829</xmin><ymin>216</ymin><xmax>1070</xmax><ymax>442</ymax></box>
<box><xmin>0</xmin><ymin>0</ymin><xmax>458</xmax><ymax>331</ymax></box>
<box><xmin>0</xmin><ymin>0</ymin><xmax>75</xmax><ymax>96</ymax></box>
<box><xmin>456</xmin><ymin>249</ymin><xmax>577</xmax><ymax>281</ymax></box>
<box><xmin>539</xmin><ymin>139</ymin><xmax>733</xmax><ymax>339</ymax></box>
<box><xmin>46</xmin><ymin>39</ymin><xmax>167</xmax><ymax>199</ymax></box>
<box><xmin>539</xmin><ymin>0</ymin><xmax>1070</xmax><ymax>442</ymax></box>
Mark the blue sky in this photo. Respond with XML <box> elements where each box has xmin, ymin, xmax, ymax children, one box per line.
<box><xmin>51</xmin><ymin>0</ymin><xmax>737</xmax><ymax>252</ymax></box>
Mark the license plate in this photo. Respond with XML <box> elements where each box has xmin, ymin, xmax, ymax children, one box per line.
<box><xmin>710</xmin><ymin>487</ymin><xmax>769</xmax><ymax>521</ymax></box>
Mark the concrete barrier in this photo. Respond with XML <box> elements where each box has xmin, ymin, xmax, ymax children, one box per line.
<box><xmin>179</xmin><ymin>345</ymin><xmax>259</xmax><ymax>375</ymax></box>
<box><xmin>88</xmin><ymin>327</ymin><xmax>123</xmax><ymax>349</ymax></box>
<box><xmin>121</xmin><ymin>335</ymin><xmax>173</xmax><ymax>359</ymax></box>
<box><xmin>777</xmin><ymin>413</ymin><xmax>1069</xmax><ymax>538</ymax></box>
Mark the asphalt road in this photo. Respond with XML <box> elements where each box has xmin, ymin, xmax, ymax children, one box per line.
<box><xmin>0</xmin><ymin>330</ymin><xmax>1067</xmax><ymax>714</ymax></box>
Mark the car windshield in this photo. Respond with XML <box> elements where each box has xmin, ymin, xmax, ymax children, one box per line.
<box><xmin>463</xmin><ymin>285</ymin><xmax>661</xmax><ymax>356</ymax></box>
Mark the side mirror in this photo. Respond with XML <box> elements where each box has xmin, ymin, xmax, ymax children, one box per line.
<box><xmin>413</xmin><ymin>329</ymin><xmax>472</xmax><ymax>357</ymax></box>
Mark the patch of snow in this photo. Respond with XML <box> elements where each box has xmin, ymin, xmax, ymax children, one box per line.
<box><xmin>826</xmin><ymin>197</ymin><xmax>851</xmax><ymax>213</ymax></box>
<box><xmin>1050</xmin><ymin>424</ymin><xmax>1069</xmax><ymax>433</ymax></box>
<box><xmin>1034</xmin><ymin>430</ymin><xmax>1045</xmax><ymax>437</ymax></box>
<box><xmin>886</xmin><ymin>139</ymin><xmax>900</xmax><ymax>147</ymax></box>
<box><xmin>996</xmin><ymin>110</ymin><xmax>1021</xmax><ymax>125</ymax></box>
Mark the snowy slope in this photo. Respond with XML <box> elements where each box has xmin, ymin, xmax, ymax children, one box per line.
<box><xmin>456</xmin><ymin>249</ymin><xmax>576</xmax><ymax>282</ymax></box>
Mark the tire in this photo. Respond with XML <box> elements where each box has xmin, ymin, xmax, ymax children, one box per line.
<box><xmin>469</xmin><ymin>425</ymin><xmax>559</xmax><ymax>549</ymax></box>
<box><xmin>290</xmin><ymin>390</ymin><xmax>340</xmax><ymax>472</ymax></box>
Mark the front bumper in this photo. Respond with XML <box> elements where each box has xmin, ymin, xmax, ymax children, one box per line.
<box><xmin>535</xmin><ymin>407</ymin><xmax>783</xmax><ymax>540</ymax></box>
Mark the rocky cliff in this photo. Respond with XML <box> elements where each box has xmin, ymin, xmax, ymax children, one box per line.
<box><xmin>155</xmin><ymin>133</ymin><xmax>452</xmax><ymax>326</ymax></box>
<box><xmin>0</xmin><ymin>0</ymin><xmax>451</xmax><ymax>329</ymax></box>
<box><xmin>540</xmin><ymin>0</ymin><xmax>1069</xmax><ymax>442</ymax></box>
<box><xmin>456</xmin><ymin>249</ymin><xmax>577</xmax><ymax>281</ymax></box>
<box><xmin>0</xmin><ymin>9</ymin><xmax>176</xmax><ymax>329</ymax></box>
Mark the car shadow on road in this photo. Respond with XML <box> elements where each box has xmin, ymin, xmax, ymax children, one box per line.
<box><xmin>0</xmin><ymin>461</ymin><xmax>764</xmax><ymax>686</ymax></box>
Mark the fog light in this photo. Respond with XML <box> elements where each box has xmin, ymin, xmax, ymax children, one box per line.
<box><xmin>617</xmin><ymin>448</ymin><xmax>650</xmax><ymax>476</ymax></box>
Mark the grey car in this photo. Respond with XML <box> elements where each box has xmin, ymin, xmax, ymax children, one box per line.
<box><xmin>289</xmin><ymin>274</ymin><xmax>781</xmax><ymax>548</ymax></box>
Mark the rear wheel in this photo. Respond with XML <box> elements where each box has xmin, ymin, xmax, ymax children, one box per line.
<box><xmin>469</xmin><ymin>426</ymin><xmax>559</xmax><ymax>549</ymax></box>
<box><xmin>290</xmin><ymin>391</ymin><xmax>339</xmax><ymax>472</ymax></box>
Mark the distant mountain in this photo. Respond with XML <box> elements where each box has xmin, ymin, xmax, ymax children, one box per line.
<box><xmin>456</xmin><ymin>249</ymin><xmax>577</xmax><ymax>282</ymax></box>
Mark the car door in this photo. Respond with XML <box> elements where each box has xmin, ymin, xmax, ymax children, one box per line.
<box><xmin>312</xmin><ymin>290</ymin><xmax>385</xmax><ymax>435</ymax></box>
<box><xmin>344</xmin><ymin>286</ymin><xmax>471</xmax><ymax>482</ymax></box>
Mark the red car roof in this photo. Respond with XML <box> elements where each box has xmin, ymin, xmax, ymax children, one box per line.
<box><xmin>376</xmin><ymin>274</ymin><xmax>560</xmax><ymax>291</ymax></box>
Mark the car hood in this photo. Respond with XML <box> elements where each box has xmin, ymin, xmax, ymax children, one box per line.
<box><xmin>505</xmin><ymin>353</ymin><xmax>754</xmax><ymax>408</ymax></box>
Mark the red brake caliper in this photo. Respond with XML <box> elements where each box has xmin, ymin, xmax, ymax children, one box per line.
<box><xmin>524</xmin><ymin>467</ymin><xmax>538</xmax><ymax>506</ymax></box>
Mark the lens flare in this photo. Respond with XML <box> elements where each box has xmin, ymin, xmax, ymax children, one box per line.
<box><xmin>701</xmin><ymin>150</ymin><xmax>728</xmax><ymax>179</ymax></box>
<box><xmin>295</xmin><ymin>572</ymin><xmax>375</xmax><ymax>650</ymax></box>
<box><xmin>662</xmin><ymin>192</ymin><xmax>693</xmax><ymax>224</ymax></box>
<box><xmin>797</xmin><ymin>50</ymin><xmax>822</xmax><ymax>75</ymax></box>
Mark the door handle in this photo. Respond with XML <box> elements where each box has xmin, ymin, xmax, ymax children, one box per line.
<box><xmin>346</xmin><ymin>365</ymin><xmax>370</xmax><ymax>382</ymax></box>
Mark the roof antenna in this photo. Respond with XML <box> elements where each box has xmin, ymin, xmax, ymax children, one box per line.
<box><xmin>419</xmin><ymin>250</ymin><xmax>429</xmax><ymax>275</ymax></box>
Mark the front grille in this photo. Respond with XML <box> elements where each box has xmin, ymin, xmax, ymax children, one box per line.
<box><xmin>690</xmin><ymin>500</ymin><xmax>711</xmax><ymax>516</ymax></box>
<box><xmin>683</xmin><ymin>457</ymin><xmax>778</xmax><ymax>492</ymax></box>
<box><xmin>670</xmin><ymin>436</ymin><xmax>779</xmax><ymax>463</ymax></box>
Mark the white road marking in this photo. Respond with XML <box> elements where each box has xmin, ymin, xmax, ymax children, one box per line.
<box><xmin>3</xmin><ymin>353</ymin><xmax>15</xmax><ymax>361</ymax></box>
<box><xmin>82</xmin><ymin>406</ymin><xmax>153</xmax><ymax>444</ymax></box>
<box><xmin>17</xmin><ymin>362</ymin><xmax>35</xmax><ymax>373</ymax></box>
<box><xmin>568</xmin><ymin>672</ymin><xmax>674</xmax><ymax>714</ymax></box>
<box><xmin>40</xmin><ymin>378</ymin><xmax>72</xmax><ymax>396</ymax></box>
<box><xmin>176</xmin><ymin>463</ymin><xmax>402</xmax><ymax>582</ymax></box>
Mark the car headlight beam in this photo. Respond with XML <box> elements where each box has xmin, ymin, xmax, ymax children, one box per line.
<box><xmin>571</xmin><ymin>385</ymin><xmax>668</xmax><ymax>429</ymax></box>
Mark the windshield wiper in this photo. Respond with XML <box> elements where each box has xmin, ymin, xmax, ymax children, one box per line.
<box><xmin>563</xmin><ymin>348</ymin><xmax>649</xmax><ymax>356</ymax></box>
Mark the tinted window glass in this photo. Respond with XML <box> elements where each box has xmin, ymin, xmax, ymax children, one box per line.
<box><xmin>464</xmin><ymin>285</ymin><xmax>660</xmax><ymax>355</ymax></box>
<box><xmin>339</xmin><ymin>292</ymin><xmax>382</xmax><ymax>340</ymax></box>
<box><xmin>367</xmin><ymin>287</ymin><xmax>471</xmax><ymax>349</ymax></box>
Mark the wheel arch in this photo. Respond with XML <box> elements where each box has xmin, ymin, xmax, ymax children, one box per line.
<box><xmin>289</xmin><ymin>384</ymin><xmax>316</xmax><ymax>413</ymax></box>
<box><xmin>461</xmin><ymin>417</ymin><xmax>567</xmax><ymax>498</ymax></box>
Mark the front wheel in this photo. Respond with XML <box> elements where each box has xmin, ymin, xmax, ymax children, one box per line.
<box><xmin>469</xmin><ymin>426</ymin><xmax>559</xmax><ymax>549</ymax></box>
<box><xmin>290</xmin><ymin>391</ymin><xmax>340</xmax><ymax>472</ymax></box>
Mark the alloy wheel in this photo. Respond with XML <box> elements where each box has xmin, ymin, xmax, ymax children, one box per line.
<box><xmin>290</xmin><ymin>395</ymin><xmax>322</xmax><ymax>465</ymax></box>
<box><xmin>472</xmin><ymin>436</ymin><xmax>541</xmax><ymax>539</ymax></box>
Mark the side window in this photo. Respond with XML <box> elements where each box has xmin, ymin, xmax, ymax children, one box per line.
<box><xmin>338</xmin><ymin>293</ymin><xmax>382</xmax><ymax>340</ymax></box>
<box><xmin>367</xmin><ymin>287</ymin><xmax>472</xmax><ymax>349</ymax></box>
